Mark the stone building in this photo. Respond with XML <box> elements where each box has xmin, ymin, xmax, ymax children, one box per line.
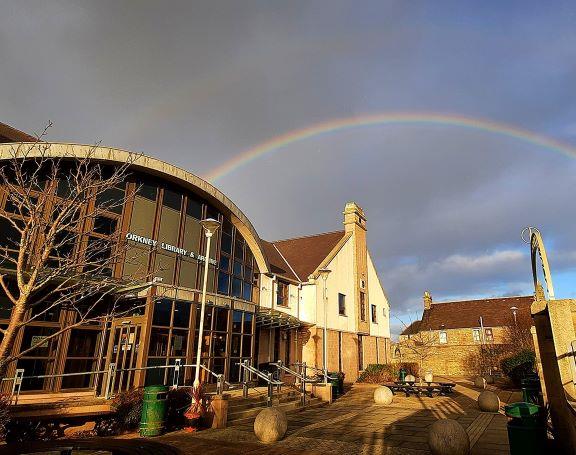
<box><xmin>396</xmin><ymin>292</ymin><xmax>533</xmax><ymax>376</ymax></box>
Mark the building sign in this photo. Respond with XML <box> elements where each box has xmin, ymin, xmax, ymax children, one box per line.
<box><xmin>31</xmin><ymin>335</ymin><xmax>49</xmax><ymax>348</ymax></box>
<box><xmin>126</xmin><ymin>232</ymin><xmax>217</xmax><ymax>266</ymax></box>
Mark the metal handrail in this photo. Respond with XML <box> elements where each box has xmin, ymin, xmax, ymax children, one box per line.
<box><xmin>271</xmin><ymin>360</ymin><xmax>322</xmax><ymax>406</ymax></box>
<box><xmin>236</xmin><ymin>361</ymin><xmax>283</xmax><ymax>385</ymax></box>
<box><xmin>3</xmin><ymin>359</ymin><xmax>247</xmax><ymax>404</ymax></box>
<box><xmin>292</xmin><ymin>361</ymin><xmax>338</xmax><ymax>380</ymax></box>
<box><xmin>273</xmin><ymin>361</ymin><xmax>320</xmax><ymax>383</ymax></box>
<box><xmin>237</xmin><ymin>360</ymin><xmax>283</xmax><ymax>406</ymax></box>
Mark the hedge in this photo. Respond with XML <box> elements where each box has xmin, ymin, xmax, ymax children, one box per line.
<box><xmin>500</xmin><ymin>349</ymin><xmax>536</xmax><ymax>387</ymax></box>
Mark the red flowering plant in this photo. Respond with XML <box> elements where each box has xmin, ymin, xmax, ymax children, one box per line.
<box><xmin>184</xmin><ymin>384</ymin><xmax>207</xmax><ymax>429</ymax></box>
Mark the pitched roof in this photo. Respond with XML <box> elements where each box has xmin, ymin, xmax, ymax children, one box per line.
<box><xmin>270</xmin><ymin>230</ymin><xmax>347</xmax><ymax>281</ymax></box>
<box><xmin>419</xmin><ymin>295</ymin><xmax>533</xmax><ymax>331</ymax></box>
<box><xmin>400</xmin><ymin>320</ymin><xmax>422</xmax><ymax>336</ymax></box>
<box><xmin>260</xmin><ymin>240</ymin><xmax>299</xmax><ymax>282</ymax></box>
<box><xmin>0</xmin><ymin>122</ymin><xmax>37</xmax><ymax>143</ymax></box>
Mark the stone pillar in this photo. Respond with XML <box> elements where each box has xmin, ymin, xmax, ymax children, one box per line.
<box><xmin>531</xmin><ymin>298</ymin><xmax>576</xmax><ymax>452</ymax></box>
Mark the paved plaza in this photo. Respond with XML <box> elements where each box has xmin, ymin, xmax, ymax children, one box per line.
<box><xmin>156</xmin><ymin>379</ymin><xmax>520</xmax><ymax>454</ymax></box>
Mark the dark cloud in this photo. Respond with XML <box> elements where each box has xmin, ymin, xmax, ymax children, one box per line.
<box><xmin>1</xmin><ymin>1</ymin><xmax>575</xmax><ymax>336</ymax></box>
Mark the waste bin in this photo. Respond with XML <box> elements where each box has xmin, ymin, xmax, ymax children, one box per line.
<box><xmin>504</xmin><ymin>402</ymin><xmax>546</xmax><ymax>454</ymax></box>
<box><xmin>327</xmin><ymin>372</ymin><xmax>339</xmax><ymax>398</ymax></box>
<box><xmin>140</xmin><ymin>385</ymin><xmax>168</xmax><ymax>437</ymax></box>
<box><xmin>337</xmin><ymin>373</ymin><xmax>345</xmax><ymax>396</ymax></box>
<box><xmin>521</xmin><ymin>376</ymin><xmax>542</xmax><ymax>406</ymax></box>
<box><xmin>398</xmin><ymin>368</ymin><xmax>406</xmax><ymax>382</ymax></box>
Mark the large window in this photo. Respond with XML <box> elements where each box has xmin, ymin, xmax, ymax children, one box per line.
<box><xmin>62</xmin><ymin>328</ymin><xmax>102</xmax><ymax>389</ymax></box>
<box><xmin>146</xmin><ymin>299</ymin><xmax>192</xmax><ymax>386</ymax></box>
<box><xmin>228</xmin><ymin>310</ymin><xmax>254</xmax><ymax>383</ymax></box>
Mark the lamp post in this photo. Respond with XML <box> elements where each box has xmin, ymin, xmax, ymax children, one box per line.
<box><xmin>510</xmin><ymin>306</ymin><xmax>518</xmax><ymax>326</ymax></box>
<box><xmin>193</xmin><ymin>218</ymin><xmax>221</xmax><ymax>389</ymax></box>
<box><xmin>318</xmin><ymin>268</ymin><xmax>331</xmax><ymax>384</ymax></box>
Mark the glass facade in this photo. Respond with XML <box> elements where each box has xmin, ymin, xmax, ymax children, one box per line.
<box><xmin>0</xmin><ymin>165</ymin><xmax>261</xmax><ymax>393</ymax></box>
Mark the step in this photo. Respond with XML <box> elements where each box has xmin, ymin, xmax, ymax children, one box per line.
<box><xmin>228</xmin><ymin>393</ymin><xmax>303</xmax><ymax>413</ymax></box>
<box><xmin>228</xmin><ymin>396</ymin><xmax>326</xmax><ymax>425</ymax></box>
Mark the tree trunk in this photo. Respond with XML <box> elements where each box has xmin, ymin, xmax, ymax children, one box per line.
<box><xmin>0</xmin><ymin>358</ymin><xmax>9</xmax><ymax>381</ymax></box>
<box><xmin>0</xmin><ymin>302</ymin><xmax>26</xmax><ymax>380</ymax></box>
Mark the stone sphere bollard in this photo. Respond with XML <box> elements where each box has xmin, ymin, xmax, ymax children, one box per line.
<box><xmin>473</xmin><ymin>376</ymin><xmax>486</xmax><ymax>389</ymax></box>
<box><xmin>478</xmin><ymin>390</ymin><xmax>500</xmax><ymax>412</ymax></box>
<box><xmin>424</xmin><ymin>372</ymin><xmax>434</xmax><ymax>383</ymax></box>
<box><xmin>254</xmin><ymin>407</ymin><xmax>288</xmax><ymax>443</ymax></box>
<box><xmin>428</xmin><ymin>419</ymin><xmax>470</xmax><ymax>455</ymax></box>
<box><xmin>373</xmin><ymin>386</ymin><xmax>394</xmax><ymax>405</ymax></box>
<box><xmin>405</xmin><ymin>374</ymin><xmax>416</xmax><ymax>382</ymax></box>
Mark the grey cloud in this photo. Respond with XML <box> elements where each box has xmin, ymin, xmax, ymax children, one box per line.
<box><xmin>1</xmin><ymin>1</ymin><xmax>575</xmax><ymax>322</ymax></box>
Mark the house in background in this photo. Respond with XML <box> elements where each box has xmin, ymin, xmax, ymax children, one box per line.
<box><xmin>396</xmin><ymin>292</ymin><xmax>533</xmax><ymax>376</ymax></box>
<box><xmin>258</xmin><ymin>202</ymin><xmax>392</xmax><ymax>383</ymax></box>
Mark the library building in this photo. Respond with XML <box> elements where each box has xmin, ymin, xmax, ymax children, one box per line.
<box><xmin>0</xmin><ymin>123</ymin><xmax>391</xmax><ymax>399</ymax></box>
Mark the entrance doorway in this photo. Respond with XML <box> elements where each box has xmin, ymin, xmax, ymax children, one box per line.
<box><xmin>105</xmin><ymin>317</ymin><xmax>144</xmax><ymax>395</ymax></box>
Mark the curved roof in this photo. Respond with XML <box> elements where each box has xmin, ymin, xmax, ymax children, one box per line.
<box><xmin>0</xmin><ymin>142</ymin><xmax>270</xmax><ymax>274</ymax></box>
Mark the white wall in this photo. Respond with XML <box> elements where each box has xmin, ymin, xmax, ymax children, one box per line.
<box><xmin>297</xmin><ymin>237</ymin><xmax>357</xmax><ymax>333</ymax></box>
<box><xmin>367</xmin><ymin>251</ymin><xmax>391</xmax><ymax>338</ymax></box>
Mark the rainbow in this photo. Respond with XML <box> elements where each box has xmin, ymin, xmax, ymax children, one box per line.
<box><xmin>204</xmin><ymin>112</ymin><xmax>576</xmax><ymax>181</ymax></box>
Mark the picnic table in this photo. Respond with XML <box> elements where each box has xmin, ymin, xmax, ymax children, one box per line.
<box><xmin>384</xmin><ymin>380</ymin><xmax>456</xmax><ymax>397</ymax></box>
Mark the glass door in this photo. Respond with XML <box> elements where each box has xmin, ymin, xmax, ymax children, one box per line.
<box><xmin>106</xmin><ymin>317</ymin><xmax>144</xmax><ymax>395</ymax></box>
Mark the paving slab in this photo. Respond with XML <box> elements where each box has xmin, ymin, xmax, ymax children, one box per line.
<box><xmin>155</xmin><ymin>379</ymin><xmax>514</xmax><ymax>454</ymax></box>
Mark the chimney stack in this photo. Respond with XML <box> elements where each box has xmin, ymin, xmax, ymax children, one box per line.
<box><xmin>423</xmin><ymin>291</ymin><xmax>432</xmax><ymax>310</ymax></box>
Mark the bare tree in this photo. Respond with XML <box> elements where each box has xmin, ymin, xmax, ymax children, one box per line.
<box><xmin>501</xmin><ymin>311</ymin><xmax>534</xmax><ymax>353</ymax></box>
<box><xmin>396</xmin><ymin>318</ymin><xmax>438</xmax><ymax>376</ymax></box>
<box><xmin>0</xmin><ymin>132</ymin><xmax>152</xmax><ymax>378</ymax></box>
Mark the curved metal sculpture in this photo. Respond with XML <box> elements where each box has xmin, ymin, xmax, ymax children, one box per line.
<box><xmin>522</xmin><ymin>227</ymin><xmax>555</xmax><ymax>300</ymax></box>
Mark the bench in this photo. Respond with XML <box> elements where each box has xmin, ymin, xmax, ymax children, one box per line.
<box><xmin>383</xmin><ymin>381</ymin><xmax>456</xmax><ymax>397</ymax></box>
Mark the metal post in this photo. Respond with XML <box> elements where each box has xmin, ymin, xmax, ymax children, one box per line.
<box><xmin>242</xmin><ymin>360</ymin><xmax>249</xmax><ymax>398</ymax></box>
<box><xmin>105</xmin><ymin>363</ymin><xmax>116</xmax><ymax>400</ymax></box>
<box><xmin>216</xmin><ymin>374</ymin><xmax>224</xmax><ymax>395</ymax></box>
<box><xmin>173</xmin><ymin>359</ymin><xmax>181</xmax><ymax>389</ymax></box>
<box><xmin>301</xmin><ymin>361</ymin><xmax>307</xmax><ymax>406</ymax></box>
<box><xmin>11</xmin><ymin>369</ymin><xmax>24</xmax><ymax>405</ymax></box>
<box><xmin>267</xmin><ymin>372</ymin><xmax>273</xmax><ymax>407</ymax></box>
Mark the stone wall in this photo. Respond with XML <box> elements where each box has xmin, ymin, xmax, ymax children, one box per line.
<box><xmin>394</xmin><ymin>326</ymin><xmax>511</xmax><ymax>376</ymax></box>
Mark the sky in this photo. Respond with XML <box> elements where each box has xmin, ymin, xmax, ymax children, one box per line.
<box><xmin>1</xmin><ymin>1</ymin><xmax>575</xmax><ymax>337</ymax></box>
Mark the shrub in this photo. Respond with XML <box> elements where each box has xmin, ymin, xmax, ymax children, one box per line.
<box><xmin>500</xmin><ymin>349</ymin><xmax>536</xmax><ymax>387</ymax></box>
<box><xmin>113</xmin><ymin>388</ymin><xmax>144</xmax><ymax>431</ymax></box>
<box><xmin>357</xmin><ymin>362</ymin><xmax>420</xmax><ymax>383</ymax></box>
<box><xmin>357</xmin><ymin>364</ymin><xmax>396</xmax><ymax>383</ymax></box>
<box><xmin>166</xmin><ymin>387</ymin><xmax>191</xmax><ymax>430</ymax></box>
<box><xmin>0</xmin><ymin>393</ymin><xmax>10</xmax><ymax>441</ymax></box>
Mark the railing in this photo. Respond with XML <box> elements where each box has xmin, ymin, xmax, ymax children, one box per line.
<box><xmin>271</xmin><ymin>360</ymin><xmax>321</xmax><ymax>405</ymax></box>
<box><xmin>1</xmin><ymin>360</ymin><xmax>233</xmax><ymax>404</ymax></box>
<box><xmin>292</xmin><ymin>361</ymin><xmax>338</xmax><ymax>382</ymax></box>
<box><xmin>237</xmin><ymin>359</ymin><xmax>283</xmax><ymax>407</ymax></box>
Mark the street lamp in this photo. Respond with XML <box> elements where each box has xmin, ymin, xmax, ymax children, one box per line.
<box><xmin>510</xmin><ymin>306</ymin><xmax>518</xmax><ymax>325</ymax></box>
<box><xmin>318</xmin><ymin>268</ymin><xmax>331</xmax><ymax>384</ymax></box>
<box><xmin>193</xmin><ymin>218</ymin><xmax>221</xmax><ymax>389</ymax></box>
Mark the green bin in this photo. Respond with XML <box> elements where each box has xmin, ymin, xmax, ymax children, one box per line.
<box><xmin>504</xmin><ymin>402</ymin><xmax>546</xmax><ymax>454</ymax></box>
<box><xmin>327</xmin><ymin>372</ymin><xmax>339</xmax><ymax>398</ymax></box>
<box><xmin>140</xmin><ymin>385</ymin><xmax>169</xmax><ymax>437</ymax></box>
